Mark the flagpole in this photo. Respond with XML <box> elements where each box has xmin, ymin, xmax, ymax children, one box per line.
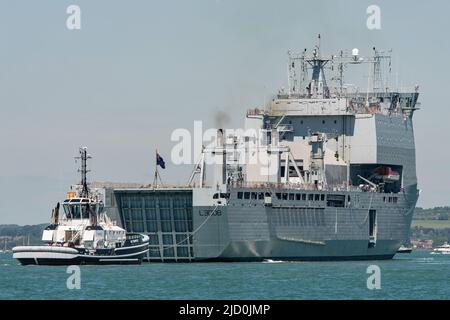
<box><xmin>153</xmin><ymin>149</ymin><xmax>165</xmax><ymax>189</ymax></box>
<box><xmin>153</xmin><ymin>149</ymin><xmax>158</xmax><ymax>189</ymax></box>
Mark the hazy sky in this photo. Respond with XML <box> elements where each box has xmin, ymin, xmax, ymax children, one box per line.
<box><xmin>0</xmin><ymin>0</ymin><xmax>449</xmax><ymax>224</ymax></box>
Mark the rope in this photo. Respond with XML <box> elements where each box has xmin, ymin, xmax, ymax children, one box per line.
<box><xmin>357</xmin><ymin>192</ymin><xmax>374</xmax><ymax>228</ymax></box>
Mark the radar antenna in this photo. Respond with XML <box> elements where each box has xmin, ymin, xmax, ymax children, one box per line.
<box><xmin>75</xmin><ymin>147</ymin><xmax>91</xmax><ymax>198</ymax></box>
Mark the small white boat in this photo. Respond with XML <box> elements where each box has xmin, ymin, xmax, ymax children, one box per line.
<box><xmin>397</xmin><ymin>245</ymin><xmax>412</xmax><ymax>254</ymax></box>
<box><xmin>432</xmin><ymin>242</ymin><xmax>450</xmax><ymax>254</ymax></box>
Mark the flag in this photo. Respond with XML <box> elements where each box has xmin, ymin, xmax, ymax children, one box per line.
<box><xmin>156</xmin><ymin>153</ymin><xmax>166</xmax><ymax>169</ymax></box>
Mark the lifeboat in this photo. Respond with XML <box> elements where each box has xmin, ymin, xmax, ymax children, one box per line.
<box><xmin>373</xmin><ymin>166</ymin><xmax>400</xmax><ymax>183</ymax></box>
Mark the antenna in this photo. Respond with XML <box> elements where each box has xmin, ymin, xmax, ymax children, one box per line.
<box><xmin>372</xmin><ymin>47</ymin><xmax>392</xmax><ymax>92</ymax></box>
<box><xmin>75</xmin><ymin>147</ymin><xmax>91</xmax><ymax>198</ymax></box>
<box><xmin>316</xmin><ymin>34</ymin><xmax>321</xmax><ymax>57</ymax></box>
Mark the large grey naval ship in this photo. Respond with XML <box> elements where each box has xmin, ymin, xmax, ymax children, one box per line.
<box><xmin>80</xmin><ymin>37</ymin><xmax>421</xmax><ymax>262</ymax></box>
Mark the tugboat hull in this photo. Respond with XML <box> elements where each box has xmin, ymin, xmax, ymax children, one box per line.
<box><xmin>13</xmin><ymin>236</ymin><xmax>149</xmax><ymax>266</ymax></box>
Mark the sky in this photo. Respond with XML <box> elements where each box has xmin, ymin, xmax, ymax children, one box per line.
<box><xmin>0</xmin><ymin>0</ymin><xmax>449</xmax><ymax>224</ymax></box>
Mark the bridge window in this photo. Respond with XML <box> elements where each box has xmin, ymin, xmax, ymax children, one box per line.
<box><xmin>68</xmin><ymin>205</ymin><xmax>81</xmax><ymax>219</ymax></box>
<box><xmin>237</xmin><ymin>192</ymin><xmax>243</xmax><ymax>199</ymax></box>
<box><xmin>289</xmin><ymin>194</ymin><xmax>295</xmax><ymax>200</ymax></box>
<box><xmin>244</xmin><ymin>192</ymin><xmax>250</xmax><ymax>200</ymax></box>
<box><xmin>81</xmin><ymin>204</ymin><xmax>89</xmax><ymax>219</ymax></box>
<box><xmin>296</xmin><ymin>194</ymin><xmax>301</xmax><ymax>201</ymax></box>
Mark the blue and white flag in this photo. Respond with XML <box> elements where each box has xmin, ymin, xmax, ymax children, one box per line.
<box><xmin>156</xmin><ymin>153</ymin><xmax>166</xmax><ymax>169</ymax></box>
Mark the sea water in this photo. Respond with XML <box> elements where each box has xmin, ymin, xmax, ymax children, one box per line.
<box><xmin>0</xmin><ymin>251</ymin><xmax>449</xmax><ymax>300</ymax></box>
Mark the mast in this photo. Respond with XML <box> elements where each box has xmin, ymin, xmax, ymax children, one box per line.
<box><xmin>76</xmin><ymin>147</ymin><xmax>91</xmax><ymax>198</ymax></box>
<box><xmin>372</xmin><ymin>47</ymin><xmax>392</xmax><ymax>93</ymax></box>
<box><xmin>287</xmin><ymin>34</ymin><xmax>330</xmax><ymax>99</ymax></box>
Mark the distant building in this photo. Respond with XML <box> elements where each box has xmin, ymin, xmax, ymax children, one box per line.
<box><xmin>411</xmin><ymin>239</ymin><xmax>433</xmax><ymax>249</ymax></box>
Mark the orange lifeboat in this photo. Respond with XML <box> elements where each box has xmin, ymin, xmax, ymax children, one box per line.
<box><xmin>373</xmin><ymin>166</ymin><xmax>400</xmax><ymax>183</ymax></box>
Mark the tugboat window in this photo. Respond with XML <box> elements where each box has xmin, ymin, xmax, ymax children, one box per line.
<box><xmin>81</xmin><ymin>204</ymin><xmax>89</xmax><ymax>219</ymax></box>
<box><xmin>63</xmin><ymin>204</ymin><xmax>70</xmax><ymax>218</ymax></box>
<box><xmin>70</xmin><ymin>205</ymin><xmax>81</xmax><ymax>219</ymax></box>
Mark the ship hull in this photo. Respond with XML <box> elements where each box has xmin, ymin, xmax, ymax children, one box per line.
<box><xmin>193</xmin><ymin>239</ymin><xmax>399</xmax><ymax>262</ymax></box>
<box><xmin>13</xmin><ymin>239</ymin><xmax>149</xmax><ymax>266</ymax></box>
<box><xmin>113</xmin><ymin>186</ymin><xmax>418</xmax><ymax>262</ymax></box>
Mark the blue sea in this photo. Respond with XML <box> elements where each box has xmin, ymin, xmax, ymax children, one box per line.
<box><xmin>1</xmin><ymin>251</ymin><xmax>449</xmax><ymax>300</ymax></box>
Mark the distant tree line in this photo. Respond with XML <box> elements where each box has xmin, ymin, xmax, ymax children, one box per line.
<box><xmin>414</xmin><ymin>207</ymin><xmax>450</xmax><ymax>220</ymax></box>
<box><xmin>0</xmin><ymin>224</ymin><xmax>47</xmax><ymax>250</ymax></box>
<box><xmin>411</xmin><ymin>227</ymin><xmax>450</xmax><ymax>246</ymax></box>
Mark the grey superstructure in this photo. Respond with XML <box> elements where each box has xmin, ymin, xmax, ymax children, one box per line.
<box><xmin>99</xmin><ymin>37</ymin><xmax>420</xmax><ymax>261</ymax></box>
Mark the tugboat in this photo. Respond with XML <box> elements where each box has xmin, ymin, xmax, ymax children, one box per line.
<box><xmin>13</xmin><ymin>147</ymin><xmax>149</xmax><ymax>266</ymax></box>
